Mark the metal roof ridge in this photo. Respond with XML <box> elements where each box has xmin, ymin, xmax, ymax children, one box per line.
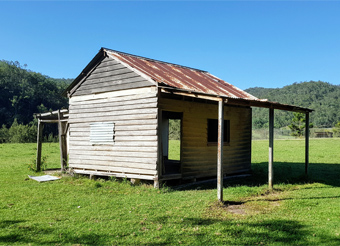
<box><xmin>102</xmin><ymin>47</ymin><xmax>208</xmax><ymax>73</ymax></box>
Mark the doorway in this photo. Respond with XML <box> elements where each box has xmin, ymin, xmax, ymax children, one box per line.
<box><xmin>161</xmin><ymin>111</ymin><xmax>182</xmax><ymax>175</ymax></box>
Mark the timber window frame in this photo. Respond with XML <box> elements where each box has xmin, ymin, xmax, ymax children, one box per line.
<box><xmin>207</xmin><ymin>119</ymin><xmax>230</xmax><ymax>145</ymax></box>
<box><xmin>90</xmin><ymin>122</ymin><xmax>115</xmax><ymax>145</ymax></box>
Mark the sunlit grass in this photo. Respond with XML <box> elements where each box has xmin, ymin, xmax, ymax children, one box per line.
<box><xmin>0</xmin><ymin>139</ymin><xmax>339</xmax><ymax>245</ymax></box>
<box><xmin>168</xmin><ymin>139</ymin><xmax>180</xmax><ymax>160</ymax></box>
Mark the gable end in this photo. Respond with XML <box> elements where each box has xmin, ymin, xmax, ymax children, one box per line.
<box><xmin>71</xmin><ymin>56</ymin><xmax>155</xmax><ymax>96</ymax></box>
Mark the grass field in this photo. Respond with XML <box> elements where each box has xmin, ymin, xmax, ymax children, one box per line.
<box><xmin>1</xmin><ymin>139</ymin><xmax>339</xmax><ymax>245</ymax></box>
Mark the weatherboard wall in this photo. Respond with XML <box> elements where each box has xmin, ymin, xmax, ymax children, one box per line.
<box><xmin>72</xmin><ymin>56</ymin><xmax>154</xmax><ymax>96</ymax></box>
<box><xmin>68</xmin><ymin>87</ymin><xmax>159</xmax><ymax>180</ymax></box>
<box><xmin>68</xmin><ymin>56</ymin><xmax>159</xmax><ymax>180</ymax></box>
<box><xmin>159</xmin><ymin>96</ymin><xmax>252</xmax><ymax>179</ymax></box>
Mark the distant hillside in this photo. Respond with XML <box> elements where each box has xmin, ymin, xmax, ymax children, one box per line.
<box><xmin>0</xmin><ymin>60</ymin><xmax>71</xmax><ymax>127</ymax></box>
<box><xmin>245</xmin><ymin>81</ymin><xmax>340</xmax><ymax>128</ymax></box>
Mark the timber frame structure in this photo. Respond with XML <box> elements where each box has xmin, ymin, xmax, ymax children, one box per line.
<box><xmin>35</xmin><ymin>109</ymin><xmax>69</xmax><ymax>171</ymax></box>
<box><xmin>35</xmin><ymin>48</ymin><xmax>313</xmax><ymax>201</ymax></box>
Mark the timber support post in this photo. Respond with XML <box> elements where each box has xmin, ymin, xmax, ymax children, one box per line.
<box><xmin>58</xmin><ymin>110</ymin><xmax>68</xmax><ymax>171</ymax></box>
<box><xmin>156</xmin><ymin>88</ymin><xmax>163</xmax><ymax>184</ymax></box>
<box><xmin>36</xmin><ymin>119</ymin><xmax>44</xmax><ymax>172</ymax></box>
<box><xmin>217</xmin><ymin>99</ymin><xmax>224</xmax><ymax>202</ymax></box>
<box><xmin>154</xmin><ymin>179</ymin><xmax>160</xmax><ymax>189</ymax></box>
<box><xmin>268</xmin><ymin>108</ymin><xmax>274</xmax><ymax>190</ymax></box>
<box><xmin>305</xmin><ymin>112</ymin><xmax>310</xmax><ymax>175</ymax></box>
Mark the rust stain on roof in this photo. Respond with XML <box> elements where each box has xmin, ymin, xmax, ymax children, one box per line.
<box><xmin>106</xmin><ymin>49</ymin><xmax>257</xmax><ymax>100</ymax></box>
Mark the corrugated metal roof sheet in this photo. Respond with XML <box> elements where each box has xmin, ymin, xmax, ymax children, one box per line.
<box><xmin>105</xmin><ymin>49</ymin><xmax>258</xmax><ymax>100</ymax></box>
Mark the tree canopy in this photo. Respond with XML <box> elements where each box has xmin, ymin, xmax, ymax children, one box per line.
<box><xmin>0</xmin><ymin>60</ymin><xmax>71</xmax><ymax>127</ymax></box>
<box><xmin>245</xmin><ymin>81</ymin><xmax>340</xmax><ymax>128</ymax></box>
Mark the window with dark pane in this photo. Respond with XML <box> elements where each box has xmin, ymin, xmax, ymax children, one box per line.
<box><xmin>207</xmin><ymin>119</ymin><xmax>230</xmax><ymax>143</ymax></box>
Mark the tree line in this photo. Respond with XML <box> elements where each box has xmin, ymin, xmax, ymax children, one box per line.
<box><xmin>245</xmin><ymin>81</ymin><xmax>340</xmax><ymax>129</ymax></box>
<box><xmin>0</xmin><ymin>60</ymin><xmax>71</xmax><ymax>143</ymax></box>
<box><xmin>1</xmin><ymin>60</ymin><xmax>339</xmax><ymax>143</ymax></box>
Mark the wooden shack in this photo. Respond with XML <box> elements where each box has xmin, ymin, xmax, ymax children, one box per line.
<box><xmin>54</xmin><ymin>48</ymin><xmax>312</xmax><ymax>188</ymax></box>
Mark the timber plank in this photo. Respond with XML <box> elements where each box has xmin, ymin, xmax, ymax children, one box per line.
<box><xmin>75</xmin><ymin>81</ymin><xmax>154</xmax><ymax>96</ymax></box>
<box><xmin>69</xmin><ymin>108</ymin><xmax>157</xmax><ymax>119</ymax></box>
<box><xmin>70</xmin><ymin>135</ymin><xmax>157</xmax><ymax>141</ymax></box>
<box><xmin>70</xmin><ymin>145</ymin><xmax>157</xmax><ymax>152</ymax></box>
<box><xmin>68</xmin><ymin>113</ymin><xmax>157</xmax><ymax>123</ymax></box>
<box><xmin>68</xmin><ymin>163</ymin><xmax>157</xmax><ymax>175</ymax></box>
<box><xmin>183</xmin><ymin>160</ymin><xmax>250</xmax><ymax>168</ymax></box>
<box><xmin>72</xmin><ymin>169</ymin><xmax>155</xmax><ymax>181</ymax></box>
<box><xmin>70</xmin><ymin>87</ymin><xmax>157</xmax><ymax>102</ymax></box>
<box><xmin>69</xmin><ymin>102</ymin><xmax>157</xmax><ymax>114</ymax></box>
<box><xmin>69</xmin><ymin>145</ymin><xmax>158</xmax><ymax>152</ymax></box>
<box><xmin>70</xmin><ymin>119</ymin><xmax>157</xmax><ymax>127</ymax></box>
<box><xmin>70</xmin><ymin>124</ymin><xmax>158</xmax><ymax>132</ymax></box>
<box><xmin>70</xmin><ymin>150</ymin><xmax>157</xmax><ymax>159</ymax></box>
<box><xmin>82</xmin><ymin>71</ymin><xmax>138</xmax><ymax>84</ymax></box>
<box><xmin>70</xmin><ymin>92</ymin><xmax>156</xmax><ymax>106</ymax></box>
<box><xmin>69</xmin><ymin>161</ymin><xmax>157</xmax><ymax>171</ymax></box>
<box><xmin>97</xmin><ymin>57</ymin><xmax>119</xmax><ymax>66</ymax></box>
<box><xmin>70</xmin><ymin>97</ymin><xmax>157</xmax><ymax>110</ymax></box>
<box><xmin>69</xmin><ymin>156</ymin><xmax>156</xmax><ymax>164</ymax></box>
<box><xmin>70</xmin><ymin>150</ymin><xmax>157</xmax><ymax>162</ymax></box>
<box><xmin>69</xmin><ymin>140</ymin><xmax>157</xmax><ymax>147</ymax></box>
<box><xmin>92</xmin><ymin>63</ymin><xmax>125</xmax><ymax>74</ymax></box>
<box><xmin>87</xmin><ymin>67</ymin><xmax>132</xmax><ymax>80</ymax></box>
<box><xmin>72</xmin><ymin>130</ymin><xmax>157</xmax><ymax>137</ymax></box>
<box><xmin>78</xmin><ymin>73</ymin><xmax>141</xmax><ymax>87</ymax></box>
<box><xmin>78</xmin><ymin>76</ymin><xmax>148</xmax><ymax>90</ymax></box>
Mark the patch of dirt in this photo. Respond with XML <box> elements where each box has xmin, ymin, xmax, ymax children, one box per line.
<box><xmin>205</xmin><ymin>190</ymin><xmax>284</xmax><ymax>219</ymax></box>
<box><xmin>227</xmin><ymin>204</ymin><xmax>246</xmax><ymax>215</ymax></box>
<box><xmin>204</xmin><ymin>201</ymin><xmax>247</xmax><ymax>219</ymax></box>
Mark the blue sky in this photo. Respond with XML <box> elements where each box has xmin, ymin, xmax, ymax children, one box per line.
<box><xmin>1</xmin><ymin>1</ymin><xmax>339</xmax><ymax>90</ymax></box>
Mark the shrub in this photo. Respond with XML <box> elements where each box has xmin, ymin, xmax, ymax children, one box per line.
<box><xmin>0</xmin><ymin>124</ymin><xmax>9</xmax><ymax>143</ymax></box>
<box><xmin>8</xmin><ymin>119</ymin><xmax>37</xmax><ymax>143</ymax></box>
<box><xmin>333</xmin><ymin>121</ymin><xmax>340</xmax><ymax>137</ymax></box>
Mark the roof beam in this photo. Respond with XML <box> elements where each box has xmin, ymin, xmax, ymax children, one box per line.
<box><xmin>160</xmin><ymin>87</ymin><xmax>313</xmax><ymax>113</ymax></box>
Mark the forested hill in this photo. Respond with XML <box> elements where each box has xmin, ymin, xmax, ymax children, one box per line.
<box><xmin>0</xmin><ymin>60</ymin><xmax>71</xmax><ymax>127</ymax></box>
<box><xmin>1</xmin><ymin>60</ymin><xmax>339</xmax><ymax>131</ymax></box>
<box><xmin>245</xmin><ymin>81</ymin><xmax>340</xmax><ymax>128</ymax></box>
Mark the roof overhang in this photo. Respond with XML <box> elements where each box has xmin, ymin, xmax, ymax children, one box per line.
<box><xmin>160</xmin><ymin>86</ymin><xmax>313</xmax><ymax>113</ymax></box>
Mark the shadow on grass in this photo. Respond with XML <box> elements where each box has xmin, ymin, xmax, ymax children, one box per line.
<box><xmin>250</xmin><ymin>162</ymin><xmax>340</xmax><ymax>187</ymax></box>
<box><xmin>148</xmin><ymin>217</ymin><xmax>338</xmax><ymax>245</ymax></box>
<box><xmin>0</xmin><ymin>220</ymin><xmax>25</xmax><ymax>229</ymax></box>
<box><xmin>0</xmin><ymin>220</ymin><xmax>105</xmax><ymax>245</ymax></box>
<box><xmin>175</xmin><ymin>162</ymin><xmax>340</xmax><ymax>191</ymax></box>
<box><xmin>0</xmin><ymin>232</ymin><xmax>105</xmax><ymax>245</ymax></box>
<box><xmin>1</xmin><ymin>217</ymin><xmax>339</xmax><ymax>245</ymax></box>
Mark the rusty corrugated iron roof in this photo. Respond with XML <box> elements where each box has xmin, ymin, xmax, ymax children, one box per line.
<box><xmin>105</xmin><ymin>48</ymin><xmax>258</xmax><ymax>100</ymax></box>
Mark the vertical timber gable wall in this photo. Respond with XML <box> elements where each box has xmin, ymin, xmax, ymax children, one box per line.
<box><xmin>68</xmin><ymin>55</ymin><xmax>159</xmax><ymax>180</ymax></box>
<box><xmin>159</xmin><ymin>96</ymin><xmax>252</xmax><ymax>179</ymax></box>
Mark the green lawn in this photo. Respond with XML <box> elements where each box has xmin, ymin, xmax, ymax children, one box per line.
<box><xmin>0</xmin><ymin>139</ymin><xmax>339</xmax><ymax>245</ymax></box>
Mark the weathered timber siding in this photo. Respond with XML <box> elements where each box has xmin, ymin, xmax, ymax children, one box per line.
<box><xmin>73</xmin><ymin>56</ymin><xmax>154</xmax><ymax>96</ymax></box>
<box><xmin>159</xmin><ymin>96</ymin><xmax>252</xmax><ymax>179</ymax></box>
<box><xmin>68</xmin><ymin>86</ymin><xmax>159</xmax><ymax>180</ymax></box>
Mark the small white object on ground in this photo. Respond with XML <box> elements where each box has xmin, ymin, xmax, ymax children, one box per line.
<box><xmin>28</xmin><ymin>175</ymin><xmax>61</xmax><ymax>182</ymax></box>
